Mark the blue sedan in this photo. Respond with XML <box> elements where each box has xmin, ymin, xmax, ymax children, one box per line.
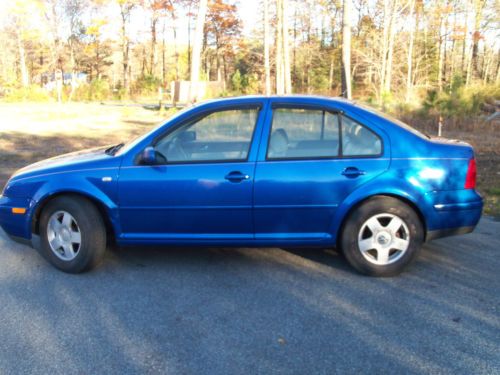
<box><xmin>0</xmin><ymin>96</ymin><xmax>483</xmax><ymax>276</ymax></box>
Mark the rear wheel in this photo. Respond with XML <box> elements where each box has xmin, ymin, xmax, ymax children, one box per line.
<box><xmin>340</xmin><ymin>196</ymin><xmax>423</xmax><ymax>277</ymax></box>
<box><xmin>39</xmin><ymin>196</ymin><xmax>106</xmax><ymax>273</ymax></box>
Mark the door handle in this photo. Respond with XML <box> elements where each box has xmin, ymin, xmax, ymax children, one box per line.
<box><xmin>225</xmin><ymin>171</ymin><xmax>250</xmax><ymax>182</ymax></box>
<box><xmin>341</xmin><ymin>167</ymin><xmax>366</xmax><ymax>178</ymax></box>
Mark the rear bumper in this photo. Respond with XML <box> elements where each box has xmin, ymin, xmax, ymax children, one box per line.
<box><xmin>424</xmin><ymin>192</ymin><xmax>483</xmax><ymax>241</ymax></box>
<box><xmin>426</xmin><ymin>225</ymin><xmax>475</xmax><ymax>241</ymax></box>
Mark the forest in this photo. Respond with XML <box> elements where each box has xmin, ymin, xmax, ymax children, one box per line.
<box><xmin>0</xmin><ymin>0</ymin><xmax>498</xmax><ymax>120</ymax></box>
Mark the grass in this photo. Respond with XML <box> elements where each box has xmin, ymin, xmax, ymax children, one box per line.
<box><xmin>0</xmin><ymin>102</ymin><xmax>498</xmax><ymax>216</ymax></box>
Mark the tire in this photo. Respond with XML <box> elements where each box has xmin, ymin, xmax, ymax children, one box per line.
<box><xmin>340</xmin><ymin>196</ymin><xmax>423</xmax><ymax>277</ymax></box>
<box><xmin>39</xmin><ymin>195</ymin><xmax>106</xmax><ymax>273</ymax></box>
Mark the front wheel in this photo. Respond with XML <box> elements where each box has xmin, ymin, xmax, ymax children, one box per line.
<box><xmin>39</xmin><ymin>196</ymin><xmax>106</xmax><ymax>273</ymax></box>
<box><xmin>340</xmin><ymin>196</ymin><xmax>424</xmax><ymax>277</ymax></box>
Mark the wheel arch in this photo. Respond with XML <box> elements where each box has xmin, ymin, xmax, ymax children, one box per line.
<box><xmin>335</xmin><ymin>193</ymin><xmax>428</xmax><ymax>247</ymax></box>
<box><xmin>31</xmin><ymin>191</ymin><xmax>116</xmax><ymax>243</ymax></box>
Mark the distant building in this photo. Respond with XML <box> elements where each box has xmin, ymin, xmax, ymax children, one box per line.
<box><xmin>40</xmin><ymin>72</ymin><xmax>88</xmax><ymax>91</ymax></box>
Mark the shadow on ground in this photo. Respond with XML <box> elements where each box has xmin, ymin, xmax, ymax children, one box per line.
<box><xmin>0</xmin><ymin>218</ymin><xmax>499</xmax><ymax>374</ymax></box>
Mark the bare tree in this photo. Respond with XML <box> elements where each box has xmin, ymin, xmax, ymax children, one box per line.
<box><xmin>405</xmin><ymin>0</ymin><xmax>416</xmax><ymax>102</ymax></box>
<box><xmin>190</xmin><ymin>0</ymin><xmax>207</xmax><ymax>101</ymax></box>
<box><xmin>263</xmin><ymin>0</ymin><xmax>271</xmax><ymax>95</ymax></box>
<box><xmin>275</xmin><ymin>0</ymin><xmax>292</xmax><ymax>94</ymax></box>
<box><xmin>341</xmin><ymin>0</ymin><xmax>352</xmax><ymax>99</ymax></box>
<box><xmin>118</xmin><ymin>0</ymin><xmax>137</xmax><ymax>94</ymax></box>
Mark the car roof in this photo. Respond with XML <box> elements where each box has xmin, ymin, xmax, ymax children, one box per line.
<box><xmin>199</xmin><ymin>94</ymin><xmax>355</xmax><ymax>106</ymax></box>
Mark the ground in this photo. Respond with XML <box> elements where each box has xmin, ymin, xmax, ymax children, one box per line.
<box><xmin>0</xmin><ymin>102</ymin><xmax>499</xmax><ymax>374</ymax></box>
<box><xmin>0</xmin><ymin>218</ymin><xmax>499</xmax><ymax>374</ymax></box>
<box><xmin>0</xmin><ymin>102</ymin><xmax>498</xmax><ymax>214</ymax></box>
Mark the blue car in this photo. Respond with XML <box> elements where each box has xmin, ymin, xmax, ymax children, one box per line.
<box><xmin>0</xmin><ymin>96</ymin><xmax>483</xmax><ymax>276</ymax></box>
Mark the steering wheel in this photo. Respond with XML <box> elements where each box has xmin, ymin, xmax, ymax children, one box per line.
<box><xmin>166</xmin><ymin>137</ymin><xmax>189</xmax><ymax>161</ymax></box>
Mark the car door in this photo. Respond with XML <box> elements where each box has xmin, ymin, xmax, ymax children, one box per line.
<box><xmin>253</xmin><ymin>101</ymin><xmax>390</xmax><ymax>243</ymax></box>
<box><xmin>117</xmin><ymin>103</ymin><xmax>265</xmax><ymax>243</ymax></box>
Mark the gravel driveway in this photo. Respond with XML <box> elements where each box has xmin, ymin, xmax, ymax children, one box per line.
<box><xmin>0</xmin><ymin>218</ymin><xmax>498</xmax><ymax>375</ymax></box>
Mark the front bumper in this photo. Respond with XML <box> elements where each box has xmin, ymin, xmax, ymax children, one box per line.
<box><xmin>0</xmin><ymin>195</ymin><xmax>33</xmax><ymax>240</ymax></box>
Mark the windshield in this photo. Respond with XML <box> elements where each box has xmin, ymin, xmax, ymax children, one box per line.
<box><xmin>355</xmin><ymin>102</ymin><xmax>430</xmax><ymax>139</ymax></box>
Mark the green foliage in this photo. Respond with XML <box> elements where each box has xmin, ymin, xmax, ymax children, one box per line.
<box><xmin>421</xmin><ymin>80</ymin><xmax>500</xmax><ymax>118</ymax></box>
<box><xmin>231</xmin><ymin>70</ymin><xmax>242</xmax><ymax>92</ymax></box>
<box><xmin>74</xmin><ymin>79</ymin><xmax>111</xmax><ymax>101</ymax></box>
<box><xmin>131</xmin><ymin>75</ymin><xmax>162</xmax><ymax>96</ymax></box>
<box><xmin>230</xmin><ymin>69</ymin><xmax>261</xmax><ymax>95</ymax></box>
<box><xmin>4</xmin><ymin>85</ymin><xmax>51</xmax><ymax>102</ymax></box>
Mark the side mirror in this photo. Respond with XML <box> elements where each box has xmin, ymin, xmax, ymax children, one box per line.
<box><xmin>141</xmin><ymin>146</ymin><xmax>157</xmax><ymax>165</ymax></box>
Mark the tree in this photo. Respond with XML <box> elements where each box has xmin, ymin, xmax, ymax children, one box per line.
<box><xmin>190</xmin><ymin>0</ymin><xmax>207</xmax><ymax>101</ymax></box>
<box><xmin>205</xmin><ymin>0</ymin><xmax>242</xmax><ymax>82</ymax></box>
<box><xmin>341</xmin><ymin>0</ymin><xmax>352</xmax><ymax>99</ymax></box>
<box><xmin>263</xmin><ymin>0</ymin><xmax>271</xmax><ymax>95</ymax></box>
<box><xmin>118</xmin><ymin>0</ymin><xmax>137</xmax><ymax>93</ymax></box>
<box><xmin>275</xmin><ymin>0</ymin><xmax>292</xmax><ymax>94</ymax></box>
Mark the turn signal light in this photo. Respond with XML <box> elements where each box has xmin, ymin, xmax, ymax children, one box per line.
<box><xmin>12</xmin><ymin>208</ymin><xmax>26</xmax><ymax>214</ymax></box>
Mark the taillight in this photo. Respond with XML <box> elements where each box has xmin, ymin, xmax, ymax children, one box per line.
<box><xmin>464</xmin><ymin>158</ymin><xmax>477</xmax><ymax>189</ymax></box>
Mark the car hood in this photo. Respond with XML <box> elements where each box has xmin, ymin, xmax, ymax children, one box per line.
<box><xmin>11</xmin><ymin>146</ymin><xmax>119</xmax><ymax>181</ymax></box>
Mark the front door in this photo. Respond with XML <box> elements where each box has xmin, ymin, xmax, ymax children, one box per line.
<box><xmin>253</xmin><ymin>103</ymin><xmax>390</xmax><ymax>243</ymax></box>
<box><xmin>118</xmin><ymin>105</ymin><xmax>263</xmax><ymax>243</ymax></box>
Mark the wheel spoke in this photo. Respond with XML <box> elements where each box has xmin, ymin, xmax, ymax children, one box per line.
<box><xmin>49</xmin><ymin>237</ymin><xmax>61</xmax><ymax>251</ymax></box>
<box><xmin>70</xmin><ymin>230</ymin><xmax>81</xmax><ymax>244</ymax></box>
<box><xmin>62</xmin><ymin>213</ymin><xmax>72</xmax><ymax>228</ymax></box>
<box><xmin>387</xmin><ymin>216</ymin><xmax>403</xmax><ymax>234</ymax></box>
<box><xmin>392</xmin><ymin>237</ymin><xmax>409</xmax><ymax>251</ymax></box>
<box><xmin>377</xmin><ymin>247</ymin><xmax>390</xmax><ymax>264</ymax></box>
<box><xmin>358</xmin><ymin>238</ymin><xmax>374</xmax><ymax>253</ymax></box>
<box><xmin>49</xmin><ymin>218</ymin><xmax>61</xmax><ymax>233</ymax></box>
<box><xmin>62</xmin><ymin>243</ymin><xmax>75</xmax><ymax>258</ymax></box>
<box><xmin>365</xmin><ymin>217</ymin><xmax>383</xmax><ymax>233</ymax></box>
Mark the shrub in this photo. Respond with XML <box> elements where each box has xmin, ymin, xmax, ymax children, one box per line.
<box><xmin>131</xmin><ymin>75</ymin><xmax>162</xmax><ymax>96</ymax></box>
<box><xmin>73</xmin><ymin>79</ymin><xmax>111</xmax><ymax>101</ymax></box>
<box><xmin>4</xmin><ymin>85</ymin><xmax>52</xmax><ymax>102</ymax></box>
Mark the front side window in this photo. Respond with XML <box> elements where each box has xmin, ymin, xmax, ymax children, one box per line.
<box><xmin>155</xmin><ymin>108</ymin><xmax>259</xmax><ymax>163</ymax></box>
<box><xmin>268</xmin><ymin>108</ymin><xmax>340</xmax><ymax>159</ymax></box>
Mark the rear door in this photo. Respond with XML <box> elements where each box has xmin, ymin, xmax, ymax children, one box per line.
<box><xmin>253</xmin><ymin>101</ymin><xmax>390</xmax><ymax>243</ymax></box>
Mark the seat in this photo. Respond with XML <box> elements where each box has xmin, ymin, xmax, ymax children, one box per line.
<box><xmin>268</xmin><ymin>128</ymin><xmax>289</xmax><ymax>158</ymax></box>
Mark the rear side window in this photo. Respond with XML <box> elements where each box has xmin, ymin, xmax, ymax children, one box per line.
<box><xmin>341</xmin><ymin>116</ymin><xmax>382</xmax><ymax>156</ymax></box>
<box><xmin>268</xmin><ymin>108</ymin><xmax>340</xmax><ymax>159</ymax></box>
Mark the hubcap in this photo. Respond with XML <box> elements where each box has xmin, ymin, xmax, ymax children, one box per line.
<box><xmin>358</xmin><ymin>213</ymin><xmax>410</xmax><ymax>266</ymax></box>
<box><xmin>46</xmin><ymin>211</ymin><xmax>81</xmax><ymax>261</ymax></box>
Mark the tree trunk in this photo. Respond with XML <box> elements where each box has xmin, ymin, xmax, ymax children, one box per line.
<box><xmin>190</xmin><ymin>0</ymin><xmax>208</xmax><ymax>102</ymax></box>
<box><xmin>405</xmin><ymin>0</ymin><xmax>416</xmax><ymax>103</ymax></box>
<box><xmin>471</xmin><ymin>0</ymin><xmax>486</xmax><ymax>81</ymax></box>
<box><xmin>282</xmin><ymin>0</ymin><xmax>292</xmax><ymax>93</ymax></box>
<box><xmin>150</xmin><ymin>16</ymin><xmax>158</xmax><ymax>76</ymax></box>
<box><xmin>379</xmin><ymin>0</ymin><xmax>390</xmax><ymax>102</ymax></box>
<box><xmin>341</xmin><ymin>0</ymin><xmax>352</xmax><ymax>99</ymax></box>
<box><xmin>17</xmin><ymin>32</ymin><xmax>29</xmax><ymax>87</ymax></box>
<box><xmin>276</xmin><ymin>0</ymin><xmax>284</xmax><ymax>94</ymax></box>
<box><xmin>264</xmin><ymin>0</ymin><xmax>271</xmax><ymax>95</ymax></box>
<box><xmin>384</xmin><ymin>0</ymin><xmax>397</xmax><ymax>94</ymax></box>
<box><xmin>120</xmin><ymin>6</ymin><xmax>130</xmax><ymax>94</ymax></box>
<box><xmin>275</xmin><ymin>0</ymin><xmax>292</xmax><ymax>94</ymax></box>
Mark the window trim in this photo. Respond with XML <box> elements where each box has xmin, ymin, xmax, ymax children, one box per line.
<box><xmin>265</xmin><ymin>105</ymin><xmax>383</xmax><ymax>162</ymax></box>
<box><xmin>135</xmin><ymin>104</ymin><xmax>262</xmax><ymax>165</ymax></box>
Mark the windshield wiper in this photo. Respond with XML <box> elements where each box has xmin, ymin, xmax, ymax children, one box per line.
<box><xmin>105</xmin><ymin>143</ymin><xmax>124</xmax><ymax>155</ymax></box>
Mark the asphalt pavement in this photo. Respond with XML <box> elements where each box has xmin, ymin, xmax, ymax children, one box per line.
<box><xmin>0</xmin><ymin>218</ymin><xmax>499</xmax><ymax>375</ymax></box>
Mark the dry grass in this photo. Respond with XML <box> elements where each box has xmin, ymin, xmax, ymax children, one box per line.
<box><xmin>0</xmin><ymin>103</ymin><xmax>168</xmax><ymax>186</ymax></box>
<box><xmin>0</xmin><ymin>103</ymin><xmax>498</xmax><ymax>215</ymax></box>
